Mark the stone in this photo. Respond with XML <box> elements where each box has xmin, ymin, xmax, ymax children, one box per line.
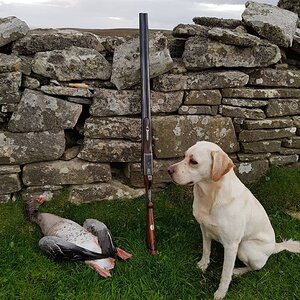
<box><xmin>235</xmin><ymin>160</ymin><xmax>269</xmax><ymax>183</ymax></box>
<box><xmin>266</xmin><ymin>99</ymin><xmax>300</xmax><ymax>117</ymax></box>
<box><xmin>169</xmin><ymin>58</ymin><xmax>187</xmax><ymax>74</ymax></box>
<box><xmin>90</xmin><ymin>88</ymin><xmax>183</xmax><ymax>116</ymax></box>
<box><xmin>234</xmin><ymin>26</ymin><xmax>248</xmax><ymax>34</ymax></box>
<box><xmin>221</xmin><ymin>88</ymin><xmax>300</xmax><ymax>99</ymax></box>
<box><xmin>278</xmin><ymin>0</ymin><xmax>300</xmax><ymax>16</ymax></box>
<box><xmin>207</xmin><ymin>27</ymin><xmax>263</xmax><ymax>46</ymax></box>
<box><xmin>279</xmin><ymin>148</ymin><xmax>300</xmax><ymax>155</ymax></box>
<box><xmin>0</xmin><ymin>92</ymin><xmax>20</xmax><ymax>105</ymax></box>
<box><xmin>41</xmin><ymin>85</ymin><xmax>93</xmax><ymax>98</ymax></box>
<box><xmin>84</xmin><ymin>117</ymin><xmax>141</xmax><ymax>141</ymax></box>
<box><xmin>241</xmin><ymin>140</ymin><xmax>282</xmax><ymax>153</ymax></box>
<box><xmin>184</xmin><ymin>90</ymin><xmax>222</xmax><ymax>105</ymax></box>
<box><xmin>21</xmin><ymin>185</ymin><xmax>63</xmax><ymax>203</ymax></box>
<box><xmin>88</xmin><ymin>76</ymin><xmax>116</xmax><ymax>89</ymax></box>
<box><xmin>0</xmin><ymin>194</ymin><xmax>11</xmax><ymax>203</ymax></box>
<box><xmin>151</xmin><ymin>91</ymin><xmax>184</xmax><ymax>114</ymax></box>
<box><xmin>152</xmin><ymin>115</ymin><xmax>238</xmax><ymax>158</ymax></box>
<box><xmin>0</xmin><ymin>72</ymin><xmax>22</xmax><ymax>102</ymax></box>
<box><xmin>1</xmin><ymin>103</ymin><xmax>18</xmax><ymax>113</ymax></box>
<box><xmin>0</xmin><ymin>165</ymin><xmax>21</xmax><ymax>174</ymax></box>
<box><xmin>242</xmin><ymin>1</ymin><xmax>298</xmax><ymax>47</ymax></box>
<box><xmin>248</xmin><ymin>69</ymin><xmax>300</xmax><ymax>87</ymax></box>
<box><xmin>292</xmin><ymin>29</ymin><xmax>300</xmax><ymax>55</ymax></box>
<box><xmin>0</xmin><ymin>54</ymin><xmax>21</xmax><ymax>73</ymax></box>
<box><xmin>0</xmin><ymin>173</ymin><xmax>21</xmax><ymax>193</ymax></box>
<box><xmin>229</xmin><ymin>154</ymin><xmax>239</xmax><ymax>163</ymax></box>
<box><xmin>0</xmin><ymin>131</ymin><xmax>65</xmax><ymax>164</ymax></box>
<box><xmin>269</xmin><ymin>154</ymin><xmax>299</xmax><ymax>165</ymax></box>
<box><xmin>91</xmin><ymin>78</ymin><xmax>116</xmax><ymax>89</ymax></box>
<box><xmin>21</xmin><ymin>188</ymin><xmax>62</xmax><ymax>203</ymax></box>
<box><xmin>61</xmin><ymin>146</ymin><xmax>81</xmax><ymax>161</ymax></box>
<box><xmin>0</xmin><ymin>16</ymin><xmax>29</xmax><ymax>47</ymax></box>
<box><xmin>293</xmin><ymin>116</ymin><xmax>300</xmax><ymax>129</ymax></box>
<box><xmin>243</xmin><ymin>118</ymin><xmax>294</xmax><ymax>130</ymax></box>
<box><xmin>22</xmin><ymin>158</ymin><xmax>111</xmax><ymax>186</ymax></box>
<box><xmin>26</xmin><ymin>185</ymin><xmax>63</xmax><ymax>193</ymax></box>
<box><xmin>282</xmin><ymin>136</ymin><xmax>300</xmax><ymax>148</ymax></box>
<box><xmin>219</xmin><ymin>105</ymin><xmax>265</xmax><ymax>119</ymax></box>
<box><xmin>22</xmin><ymin>76</ymin><xmax>40</xmax><ymax>89</ymax></box>
<box><xmin>125</xmin><ymin>159</ymin><xmax>179</xmax><ymax>187</ymax></box>
<box><xmin>67</xmin><ymin>97</ymin><xmax>92</xmax><ymax>105</ymax></box>
<box><xmin>32</xmin><ymin>46</ymin><xmax>111</xmax><ymax>81</ymax></box>
<box><xmin>178</xmin><ymin>105</ymin><xmax>218</xmax><ymax>115</ymax></box>
<box><xmin>172</xmin><ymin>24</ymin><xmax>208</xmax><ymax>38</ymax></box>
<box><xmin>153</xmin><ymin>71</ymin><xmax>249</xmax><ymax>92</ymax></box>
<box><xmin>18</xmin><ymin>55</ymin><xmax>32</xmax><ymax>76</ymax></box>
<box><xmin>193</xmin><ymin>17</ymin><xmax>242</xmax><ymax>29</ymax></box>
<box><xmin>78</xmin><ymin>139</ymin><xmax>141</xmax><ymax>162</ymax></box>
<box><xmin>222</xmin><ymin>98</ymin><xmax>269</xmax><ymax>108</ymax></box>
<box><xmin>69</xmin><ymin>180</ymin><xmax>144</xmax><ymax>204</ymax></box>
<box><xmin>0</xmin><ymin>114</ymin><xmax>6</xmax><ymax>123</ymax></box>
<box><xmin>232</xmin><ymin>118</ymin><xmax>245</xmax><ymax>134</ymax></box>
<box><xmin>90</xmin><ymin>89</ymin><xmax>140</xmax><ymax>116</ymax></box>
<box><xmin>12</xmin><ymin>29</ymin><xmax>105</xmax><ymax>54</ymax></box>
<box><xmin>237</xmin><ymin>153</ymin><xmax>271</xmax><ymax>161</ymax></box>
<box><xmin>111</xmin><ymin>33</ymin><xmax>173</xmax><ymax>90</ymax></box>
<box><xmin>239</xmin><ymin>127</ymin><xmax>296</xmax><ymax>142</ymax></box>
<box><xmin>183</xmin><ymin>36</ymin><xmax>280</xmax><ymax>70</ymax></box>
<box><xmin>99</xmin><ymin>36</ymin><xmax>130</xmax><ymax>53</ymax></box>
<box><xmin>8</xmin><ymin>89</ymin><xmax>82</xmax><ymax>132</ymax></box>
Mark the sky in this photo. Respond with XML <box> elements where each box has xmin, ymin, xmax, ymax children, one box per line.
<box><xmin>0</xmin><ymin>0</ymin><xmax>279</xmax><ymax>30</ymax></box>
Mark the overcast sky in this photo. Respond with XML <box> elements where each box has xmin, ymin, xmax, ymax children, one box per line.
<box><xmin>0</xmin><ymin>0</ymin><xmax>278</xmax><ymax>30</ymax></box>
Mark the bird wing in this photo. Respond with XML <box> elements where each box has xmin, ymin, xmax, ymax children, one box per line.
<box><xmin>83</xmin><ymin>219</ymin><xmax>116</xmax><ymax>257</ymax></box>
<box><xmin>39</xmin><ymin>236</ymin><xmax>109</xmax><ymax>262</ymax></box>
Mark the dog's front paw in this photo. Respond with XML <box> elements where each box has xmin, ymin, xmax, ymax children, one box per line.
<box><xmin>197</xmin><ymin>258</ymin><xmax>209</xmax><ymax>272</ymax></box>
<box><xmin>214</xmin><ymin>289</ymin><xmax>227</xmax><ymax>300</ymax></box>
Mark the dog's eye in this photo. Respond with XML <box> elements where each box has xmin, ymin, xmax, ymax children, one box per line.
<box><xmin>190</xmin><ymin>158</ymin><xmax>198</xmax><ymax>165</ymax></box>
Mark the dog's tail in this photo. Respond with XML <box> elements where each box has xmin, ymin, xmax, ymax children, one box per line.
<box><xmin>273</xmin><ymin>240</ymin><xmax>300</xmax><ymax>254</ymax></box>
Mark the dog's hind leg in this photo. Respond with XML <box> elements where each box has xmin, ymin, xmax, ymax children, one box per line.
<box><xmin>236</xmin><ymin>240</ymin><xmax>272</xmax><ymax>274</ymax></box>
<box><xmin>232</xmin><ymin>266</ymin><xmax>252</xmax><ymax>277</ymax></box>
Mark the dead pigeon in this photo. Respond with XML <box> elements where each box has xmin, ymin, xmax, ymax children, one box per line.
<box><xmin>25</xmin><ymin>198</ymin><xmax>132</xmax><ymax>278</ymax></box>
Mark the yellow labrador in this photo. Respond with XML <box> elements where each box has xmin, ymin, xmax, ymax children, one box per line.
<box><xmin>167</xmin><ymin>141</ymin><xmax>300</xmax><ymax>300</ymax></box>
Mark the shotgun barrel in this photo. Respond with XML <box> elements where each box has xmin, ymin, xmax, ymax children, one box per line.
<box><xmin>139</xmin><ymin>12</ymin><xmax>157</xmax><ymax>255</ymax></box>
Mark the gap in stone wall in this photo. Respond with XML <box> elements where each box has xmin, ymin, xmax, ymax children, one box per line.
<box><xmin>64</xmin><ymin>102</ymin><xmax>91</xmax><ymax>150</ymax></box>
<box><xmin>111</xmin><ymin>162</ymin><xmax>127</xmax><ymax>181</ymax></box>
<box><xmin>0</xmin><ymin>42</ymin><xmax>12</xmax><ymax>54</ymax></box>
<box><xmin>75</xmin><ymin>104</ymin><xmax>90</xmax><ymax>141</ymax></box>
<box><xmin>65</xmin><ymin>128</ymin><xmax>83</xmax><ymax>148</ymax></box>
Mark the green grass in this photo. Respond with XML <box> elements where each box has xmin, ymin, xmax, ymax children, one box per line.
<box><xmin>0</xmin><ymin>166</ymin><xmax>300</xmax><ymax>300</ymax></box>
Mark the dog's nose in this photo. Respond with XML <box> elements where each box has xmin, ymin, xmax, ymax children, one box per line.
<box><xmin>167</xmin><ymin>166</ymin><xmax>175</xmax><ymax>176</ymax></box>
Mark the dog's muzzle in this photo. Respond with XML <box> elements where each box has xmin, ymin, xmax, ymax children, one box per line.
<box><xmin>167</xmin><ymin>166</ymin><xmax>175</xmax><ymax>177</ymax></box>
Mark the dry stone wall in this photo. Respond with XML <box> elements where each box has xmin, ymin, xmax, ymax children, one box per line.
<box><xmin>0</xmin><ymin>1</ymin><xmax>300</xmax><ymax>204</ymax></box>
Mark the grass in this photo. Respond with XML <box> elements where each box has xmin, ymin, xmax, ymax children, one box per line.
<box><xmin>0</xmin><ymin>166</ymin><xmax>300</xmax><ymax>300</ymax></box>
<box><xmin>67</xmin><ymin>28</ymin><xmax>173</xmax><ymax>38</ymax></box>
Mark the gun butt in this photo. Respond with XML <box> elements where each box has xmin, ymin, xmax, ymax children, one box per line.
<box><xmin>146</xmin><ymin>200</ymin><xmax>157</xmax><ymax>254</ymax></box>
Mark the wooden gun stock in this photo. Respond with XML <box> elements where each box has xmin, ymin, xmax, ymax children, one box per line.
<box><xmin>145</xmin><ymin>176</ymin><xmax>156</xmax><ymax>254</ymax></box>
<box><xmin>139</xmin><ymin>12</ymin><xmax>157</xmax><ymax>255</ymax></box>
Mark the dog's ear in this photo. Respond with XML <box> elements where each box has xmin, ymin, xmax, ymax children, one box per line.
<box><xmin>211</xmin><ymin>150</ymin><xmax>234</xmax><ymax>181</ymax></box>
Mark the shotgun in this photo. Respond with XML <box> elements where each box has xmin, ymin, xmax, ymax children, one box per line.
<box><xmin>139</xmin><ymin>12</ymin><xmax>157</xmax><ymax>255</ymax></box>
